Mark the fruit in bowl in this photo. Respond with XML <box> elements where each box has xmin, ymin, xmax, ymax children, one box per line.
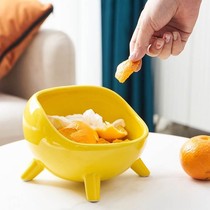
<box><xmin>48</xmin><ymin>109</ymin><xmax>130</xmax><ymax>144</ymax></box>
<box><xmin>21</xmin><ymin>85</ymin><xmax>149</xmax><ymax>202</ymax></box>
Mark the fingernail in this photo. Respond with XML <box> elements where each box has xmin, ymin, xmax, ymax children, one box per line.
<box><xmin>164</xmin><ymin>34</ymin><xmax>171</xmax><ymax>43</ymax></box>
<box><xmin>173</xmin><ymin>32</ymin><xmax>178</xmax><ymax>41</ymax></box>
<box><xmin>156</xmin><ymin>39</ymin><xmax>164</xmax><ymax>49</ymax></box>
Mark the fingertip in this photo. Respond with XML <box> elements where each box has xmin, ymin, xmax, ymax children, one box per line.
<box><xmin>163</xmin><ymin>32</ymin><xmax>172</xmax><ymax>44</ymax></box>
<box><xmin>171</xmin><ymin>31</ymin><xmax>184</xmax><ymax>55</ymax></box>
<box><xmin>129</xmin><ymin>49</ymin><xmax>144</xmax><ymax>62</ymax></box>
<box><xmin>147</xmin><ymin>38</ymin><xmax>165</xmax><ymax>57</ymax></box>
<box><xmin>129</xmin><ymin>52</ymin><xmax>138</xmax><ymax>62</ymax></box>
<box><xmin>155</xmin><ymin>38</ymin><xmax>165</xmax><ymax>50</ymax></box>
<box><xmin>159</xmin><ymin>32</ymin><xmax>173</xmax><ymax>59</ymax></box>
<box><xmin>172</xmin><ymin>31</ymin><xmax>179</xmax><ymax>41</ymax></box>
<box><xmin>129</xmin><ymin>38</ymin><xmax>148</xmax><ymax>61</ymax></box>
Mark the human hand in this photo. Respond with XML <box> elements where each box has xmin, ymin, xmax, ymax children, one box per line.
<box><xmin>129</xmin><ymin>0</ymin><xmax>202</xmax><ymax>62</ymax></box>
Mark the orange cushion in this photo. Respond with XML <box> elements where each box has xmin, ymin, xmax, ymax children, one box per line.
<box><xmin>0</xmin><ymin>0</ymin><xmax>53</xmax><ymax>79</ymax></box>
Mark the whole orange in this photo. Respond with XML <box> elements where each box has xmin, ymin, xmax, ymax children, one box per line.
<box><xmin>180</xmin><ymin>135</ymin><xmax>210</xmax><ymax>180</ymax></box>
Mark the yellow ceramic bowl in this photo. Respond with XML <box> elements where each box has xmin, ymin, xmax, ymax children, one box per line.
<box><xmin>21</xmin><ymin>85</ymin><xmax>149</xmax><ymax>202</ymax></box>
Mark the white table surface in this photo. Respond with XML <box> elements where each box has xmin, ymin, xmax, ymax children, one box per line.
<box><xmin>1</xmin><ymin>132</ymin><xmax>210</xmax><ymax>210</ymax></box>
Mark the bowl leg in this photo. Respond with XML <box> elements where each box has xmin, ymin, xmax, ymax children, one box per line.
<box><xmin>21</xmin><ymin>159</ymin><xmax>44</xmax><ymax>181</ymax></box>
<box><xmin>83</xmin><ymin>174</ymin><xmax>100</xmax><ymax>202</ymax></box>
<box><xmin>131</xmin><ymin>158</ymin><xmax>150</xmax><ymax>177</ymax></box>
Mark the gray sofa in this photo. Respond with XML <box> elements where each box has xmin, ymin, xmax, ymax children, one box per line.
<box><xmin>0</xmin><ymin>29</ymin><xmax>75</xmax><ymax>145</ymax></box>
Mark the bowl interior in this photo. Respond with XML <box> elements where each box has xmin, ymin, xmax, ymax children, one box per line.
<box><xmin>35</xmin><ymin>85</ymin><xmax>148</xmax><ymax>140</ymax></box>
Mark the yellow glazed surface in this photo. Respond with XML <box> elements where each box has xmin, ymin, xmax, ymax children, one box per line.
<box><xmin>22</xmin><ymin>85</ymin><xmax>149</xmax><ymax>202</ymax></box>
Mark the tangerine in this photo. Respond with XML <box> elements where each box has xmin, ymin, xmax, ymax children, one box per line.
<box><xmin>180</xmin><ymin>135</ymin><xmax>210</xmax><ymax>180</ymax></box>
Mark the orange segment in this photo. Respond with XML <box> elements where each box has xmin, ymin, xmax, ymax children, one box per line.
<box><xmin>58</xmin><ymin>121</ymin><xmax>99</xmax><ymax>144</ymax></box>
<box><xmin>96</xmin><ymin>123</ymin><xmax>128</xmax><ymax>142</ymax></box>
<box><xmin>97</xmin><ymin>138</ymin><xmax>110</xmax><ymax>144</ymax></box>
<box><xmin>115</xmin><ymin>59</ymin><xmax>142</xmax><ymax>83</ymax></box>
<box><xmin>49</xmin><ymin>110</ymin><xmax>130</xmax><ymax>144</ymax></box>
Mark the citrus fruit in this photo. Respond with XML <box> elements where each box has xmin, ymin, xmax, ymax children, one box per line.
<box><xmin>180</xmin><ymin>135</ymin><xmax>210</xmax><ymax>180</ymax></box>
<box><xmin>96</xmin><ymin>121</ymin><xmax>127</xmax><ymax>142</ymax></box>
<box><xmin>115</xmin><ymin>59</ymin><xmax>142</xmax><ymax>83</ymax></box>
<box><xmin>58</xmin><ymin>121</ymin><xmax>99</xmax><ymax>144</ymax></box>
<box><xmin>50</xmin><ymin>109</ymin><xmax>130</xmax><ymax>144</ymax></box>
<box><xmin>97</xmin><ymin>138</ymin><xmax>110</xmax><ymax>144</ymax></box>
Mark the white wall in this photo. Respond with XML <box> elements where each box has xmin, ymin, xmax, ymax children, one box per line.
<box><xmin>153</xmin><ymin>0</ymin><xmax>210</xmax><ymax>132</ymax></box>
<box><xmin>40</xmin><ymin>0</ymin><xmax>102</xmax><ymax>85</ymax></box>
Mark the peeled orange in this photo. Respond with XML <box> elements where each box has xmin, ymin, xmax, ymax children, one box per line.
<box><xmin>115</xmin><ymin>59</ymin><xmax>142</xmax><ymax>83</ymax></box>
<box><xmin>58</xmin><ymin>121</ymin><xmax>99</xmax><ymax>144</ymax></box>
<box><xmin>97</xmin><ymin>138</ymin><xmax>110</xmax><ymax>144</ymax></box>
<box><xmin>180</xmin><ymin>135</ymin><xmax>210</xmax><ymax>180</ymax></box>
<box><xmin>49</xmin><ymin>109</ymin><xmax>129</xmax><ymax>144</ymax></box>
<box><xmin>96</xmin><ymin>119</ymin><xmax>128</xmax><ymax>142</ymax></box>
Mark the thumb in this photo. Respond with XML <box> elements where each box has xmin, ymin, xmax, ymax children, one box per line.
<box><xmin>129</xmin><ymin>12</ymin><xmax>155</xmax><ymax>61</ymax></box>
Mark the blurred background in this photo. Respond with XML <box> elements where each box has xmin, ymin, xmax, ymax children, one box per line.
<box><xmin>40</xmin><ymin>0</ymin><xmax>210</xmax><ymax>137</ymax></box>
